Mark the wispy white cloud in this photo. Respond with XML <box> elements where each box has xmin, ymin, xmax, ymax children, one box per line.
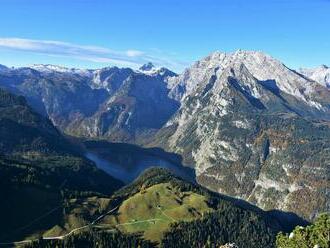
<box><xmin>126</xmin><ymin>50</ymin><xmax>145</xmax><ymax>57</ymax></box>
<box><xmin>0</xmin><ymin>37</ymin><xmax>189</xmax><ymax>71</ymax></box>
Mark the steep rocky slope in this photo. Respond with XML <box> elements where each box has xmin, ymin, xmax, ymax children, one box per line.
<box><xmin>154</xmin><ymin>51</ymin><xmax>330</xmax><ymax>221</ymax></box>
<box><xmin>0</xmin><ymin>64</ymin><xmax>178</xmax><ymax>142</ymax></box>
<box><xmin>70</xmin><ymin>71</ymin><xmax>179</xmax><ymax>142</ymax></box>
<box><xmin>168</xmin><ymin>50</ymin><xmax>330</xmax><ymax>118</ymax></box>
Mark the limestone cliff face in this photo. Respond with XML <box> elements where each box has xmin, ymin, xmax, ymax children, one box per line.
<box><xmin>155</xmin><ymin>51</ymin><xmax>330</xmax><ymax>220</ymax></box>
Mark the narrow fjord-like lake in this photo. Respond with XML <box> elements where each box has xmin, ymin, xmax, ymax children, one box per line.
<box><xmin>85</xmin><ymin>150</ymin><xmax>195</xmax><ymax>184</ymax></box>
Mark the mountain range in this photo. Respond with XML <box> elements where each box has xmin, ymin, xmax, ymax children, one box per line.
<box><xmin>0</xmin><ymin>63</ymin><xmax>178</xmax><ymax>143</ymax></box>
<box><xmin>0</xmin><ymin>50</ymin><xmax>329</xmax><ymax>246</ymax></box>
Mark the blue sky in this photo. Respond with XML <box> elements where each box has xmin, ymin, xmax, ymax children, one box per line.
<box><xmin>0</xmin><ymin>0</ymin><xmax>329</xmax><ymax>72</ymax></box>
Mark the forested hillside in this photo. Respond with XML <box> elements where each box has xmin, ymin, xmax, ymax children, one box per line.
<box><xmin>276</xmin><ymin>213</ymin><xmax>330</xmax><ymax>248</ymax></box>
<box><xmin>1</xmin><ymin>168</ymin><xmax>308</xmax><ymax>248</ymax></box>
<box><xmin>0</xmin><ymin>88</ymin><xmax>123</xmax><ymax>242</ymax></box>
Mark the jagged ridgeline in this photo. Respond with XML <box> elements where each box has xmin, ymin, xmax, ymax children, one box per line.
<box><xmin>0</xmin><ymin>64</ymin><xmax>179</xmax><ymax>143</ymax></box>
<box><xmin>18</xmin><ymin>168</ymin><xmax>306</xmax><ymax>248</ymax></box>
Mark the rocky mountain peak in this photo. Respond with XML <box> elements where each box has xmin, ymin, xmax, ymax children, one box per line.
<box><xmin>138</xmin><ymin>62</ymin><xmax>177</xmax><ymax>78</ymax></box>
<box><xmin>169</xmin><ymin>49</ymin><xmax>327</xmax><ymax>109</ymax></box>
<box><xmin>168</xmin><ymin>50</ymin><xmax>279</xmax><ymax>101</ymax></box>
<box><xmin>204</xmin><ymin>50</ymin><xmax>272</xmax><ymax>68</ymax></box>
<box><xmin>139</xmin><ymin>62</ymin><xmax>155</xmax><ymax>72</ymax></box>
<box><xmin>299</xmin><ymin>65</ymin><xmax>330</xmax><ymax>88</ymax></box>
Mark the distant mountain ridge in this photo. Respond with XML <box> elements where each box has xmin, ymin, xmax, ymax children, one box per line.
<box><xmin>299</xmin><ymin>65</ymin><xmax>330</xmax><ymax>88</ymax></box>
<box><xmin>0</xmin><ymin>63</ymin><xmax>179</xmax><ymax>142</ymax></box>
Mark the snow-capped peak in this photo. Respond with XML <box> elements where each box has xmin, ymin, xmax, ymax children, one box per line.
<box><xmin>299</xmin><ymin>65</ymin><xmax>330</xmax><ymax>88</ymax></box>
<box><xmin>29</xmin><ymin>64</ymin><xmax>92</xmax><ymax>76</ymax></box>
<box><xmin>137</xmin><ymin>62</ymin><xmax>176</xmax><ymax>77</ymax></box>
<box><xmin>139</xmin><ymin>62</ymin><xmax>155</xmax><ymax>72</ymax></box>
<box><xmin>30</xmin><ymin>64</ymin><xmax>71</xmax><ymax>73</ymax></box>
<box><xmin>138</xmin><ymin>62</ymin><xmax>161</xmax><ymax>75</ymax></box>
